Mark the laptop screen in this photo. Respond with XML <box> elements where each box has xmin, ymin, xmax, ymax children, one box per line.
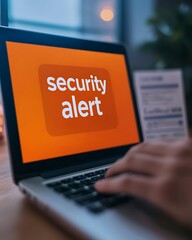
<box><xmin>6</xmin><ymin>41</ymin><xmax>140</xmax><ymax>164</ymax></box>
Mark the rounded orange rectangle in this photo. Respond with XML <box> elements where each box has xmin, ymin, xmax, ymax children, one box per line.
<box><xmin>39</xmin><ymin>65</ymin><xmax>118</xmax><ymax>136</ymax></box>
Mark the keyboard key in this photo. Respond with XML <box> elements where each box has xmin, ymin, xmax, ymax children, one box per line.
<box><xmin>61</xmin><ymin>178</ymin><xmax>73</xmax><ymax>184</ymax></box>
<box><xmin>80</xmin><ymin>179</ymin><xmax>95</xmax><ymax>186</ymax></box>
<box><xmin>77</xmin><ymin>196</ymin><xmax>104</xmax><ymax>206</ymax></box>
<box><xmin>47</xmin><ymin>181</ymin><xmax>61</xmax><ymax>188</ymax></box>
<box><xmin>101</xmin><ymin>195</ymin><xmax>131</xmax><ymax>208</ymax></box>
<box><xmin>64</xmin><ymin>188</ymin><xmax>92</xmax><ymax>199</ymax></box>
<box><xmin>86</xmin><ymin>202</ymin><xmax>106</xmax><ymax>213</ymax></box>
<box><xmin>74</xmin><ymin>192</ymin><xmax>103</xmax><ymax>205</ymax></box>
<box><xmin>68</xmin><ymin>182</ymin><xmax>84</xmax><ymax>189</ymax></box>
<box><xmin>69</xmin><ymin>186</ymin><xmax>91</xmax><ymax>194</ymax></box>
<box><xmin>73</xmin><ymin>175</ymin><xmax>86</xmax><ymax>181</ymax></box>
<box><xmin>98</xmin><ymin>174</ymin><xmax>105</xmax><ymax>178</ymax></box>
<box><xmin>75</xmin><ymin>191</ymin><xmax>98</xmax><ymax>203</ymax></box>
<box><xmin>101</xmin><ymin>197</ymin><xmax>119</xmax><ymax>208</ymax></box>
<box><xmin>84</xmin><ymin>172</ymin><xmax>97</xmax><ymax>177</ymax></box>
<box><xmin>88</xmin><ymin>186</ymin><xmax>95</xmax><ymax>191</ymax></box>
<box><xmin>90</xmin><ymin>176</ymin><xmax>103</xmax><ymax>182</ymax></box>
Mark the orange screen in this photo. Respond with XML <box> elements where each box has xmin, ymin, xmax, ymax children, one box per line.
<box><xmin>6</xmin><ymin>41</ymin><xmax>140</xmax><ymax>163</ymax></box>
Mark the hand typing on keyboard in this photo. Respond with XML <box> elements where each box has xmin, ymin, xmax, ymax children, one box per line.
<box><xmin>47</xmin><ymin>169</ymin><xmax>132</xmax><ymax>213</ymax></box>
<box><xmin>95</xmin><ymin>140</ymin><xmax>192</xmax><ymax>230</ymax></box>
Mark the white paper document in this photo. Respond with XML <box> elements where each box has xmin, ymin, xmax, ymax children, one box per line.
<box><xmin>134</xmin><ymin>70</ymin><xmax>188</xmax><ymax>140</ymax></box>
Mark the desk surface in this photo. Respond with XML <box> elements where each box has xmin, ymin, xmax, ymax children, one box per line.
<box><xmin>0</xmin><ymin>141</ymin><xmax>73</xmax><ymax>240</ymax></box>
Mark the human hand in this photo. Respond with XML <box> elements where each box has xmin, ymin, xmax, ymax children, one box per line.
<box><xmin>95</xmin><ymin>139</ymin><xmax>192</xmax><ymax>228</ymax></box>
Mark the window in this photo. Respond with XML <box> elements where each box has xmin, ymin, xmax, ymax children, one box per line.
<box><xmin>6</xmin><ymin>0</ymin><xmax>120</xmax><ymax>42</ymax></box>
<box><xmin>9</xmin><ymin>0</ymin><xmax>82</xmax><ymax>38</ymax></box>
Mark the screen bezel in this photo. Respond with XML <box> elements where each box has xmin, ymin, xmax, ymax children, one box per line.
<box><xmin>0</xmin><ymin>27</ymin><xmax>143</xmax><ymax>183</ymax></box>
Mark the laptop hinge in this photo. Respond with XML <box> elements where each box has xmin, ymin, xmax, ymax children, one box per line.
<box><xmin>40</xmin><ymin>157</ymin><xmax>118</xmax><ymax>179</ymax></box>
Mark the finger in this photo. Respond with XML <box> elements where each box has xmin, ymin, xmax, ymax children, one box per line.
<box><xmin>95</xmin><ymin>174</ymin><xmax>155</xmax><ymax>202</ymax></box>
<box><xmin>105</xmin><ymin>146</ymin><xmax>139</xmax><ymax>177</ymax></box>
<box><xmin>106</xmin><ymin>153</ymin><xmax>161</xmax><ymax>178</ymax></box>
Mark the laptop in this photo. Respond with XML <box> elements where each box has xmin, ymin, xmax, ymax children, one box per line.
<box><xmin>0</xmin><ymin>27</ymin><xmax>184</xmax><ymax>240</ymax></box>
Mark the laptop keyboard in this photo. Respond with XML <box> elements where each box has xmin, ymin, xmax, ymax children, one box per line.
<box><xmin>46</xmin><ymin>168</ymin><xmax>132</xmax><ymax>213</ymax></box>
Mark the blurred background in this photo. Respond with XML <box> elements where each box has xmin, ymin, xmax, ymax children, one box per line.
<box><xmin>0</xmin><ymin>0</ymin><xmax>192</xmax><ymax>126</ymax></box>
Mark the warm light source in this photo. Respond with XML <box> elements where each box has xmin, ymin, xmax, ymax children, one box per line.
<box><xmin>100</xmin><ymin>7</ymin><xmax>114</xmax><ymax>22</ymax></box>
